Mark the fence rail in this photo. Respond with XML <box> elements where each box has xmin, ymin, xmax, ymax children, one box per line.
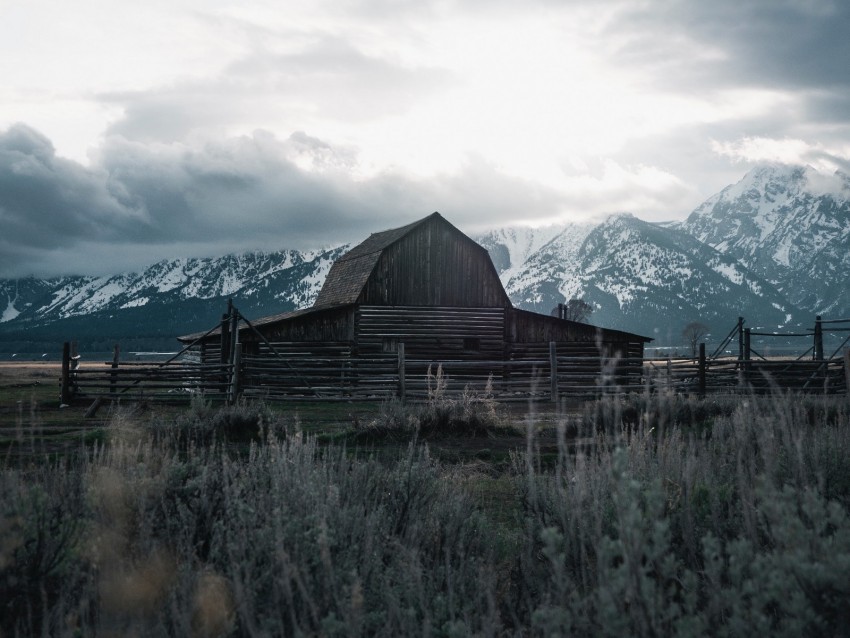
<box><xmin>63</xmin><ymin>342</ymin><xmax>849</xmax><ymax>406</ymax></box>
<box><xmin>60</xmin><ymin>310</ymin><xmax>850</xmax><ymax>407</ymax></box>
<box><xmin>68</xmin><ymin>361</ymin><xmax>234</xmax><ymax>402</ymax></box>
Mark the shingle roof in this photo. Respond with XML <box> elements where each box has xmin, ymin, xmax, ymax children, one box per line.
<box><xmin>312</xmin><ymin>212</ymin><xmax>440</xmax><ymax>307</ymax></box>
<box><xmin>177</xmin><ymin>304</ymin><xmax>354</xmax><ymax>342</ymax></box>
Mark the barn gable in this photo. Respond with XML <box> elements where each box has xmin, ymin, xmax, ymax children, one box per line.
<box><xmin>314</xmin><ymin>212</ymin><xmax>512</xmax><ymax>308</ymax></box>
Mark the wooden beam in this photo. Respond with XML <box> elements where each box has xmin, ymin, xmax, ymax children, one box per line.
<box><xmin>844</xmin><ymin>348</ymin><xmax>850</xmax><ymax>395</ymax></box>
<box><xmin>398</xmin><ymin>342</ymin><xmax>406</xmax><ymax>403</ymax></box>
<box><xmin>549</xmin><ymin>341</ymin><xmax>558</xmax><ymax>402</ymax></box>
<box><xmin>814</xmin><ymin>315</ymin><xmax>824</xmax><ymax>361</ymax></box>
<box><xmin>230</xmin><ymin>343</ymin><xmax>242</xmax><ymax>404</ymax></box>
<box><xmin>110</xmin><ymin>344</ymin><xmax>119</xmax><ymax>396</ymax></box>
<box><xmin>60</xmin><ymin>341</ymin><xmax>71</xmax><ymax>405</ymax></box>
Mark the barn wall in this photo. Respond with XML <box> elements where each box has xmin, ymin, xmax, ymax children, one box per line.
<box><xmin>508</xmin><ymin>309</ymin><xmax>645</xmax><ymax>348</ymax></box>
<box><xmin>508</xmin><ymin>308</ymin><xmax>605</xmax><ymax>343</ymax></box>
<box><xmin>358</xmin><ymin>216</ymin><xmax>511</xmax><ymax>307</ymax></box>
<box><xmin>507</xmin><ymin>308</ymin><xmax>646</xmax><ymax>389</ymax></box>
<box><xmin>250</xmin><ymin>306</ymin><xmax>355</xmax><ymax>343</ymax></box>
<box><xmin>355</xmin><ymin>306</ymin><xmax>506</xmax><ymax>360</ymax></box>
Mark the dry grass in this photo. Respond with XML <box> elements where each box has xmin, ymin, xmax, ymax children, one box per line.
<box><xmin>2</xmin><ymin>390</ymin><xmax>849</xmax><ymax>636</ymax></box>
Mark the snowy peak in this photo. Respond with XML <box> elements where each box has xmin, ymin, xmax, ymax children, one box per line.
<box><xmin>474</xmin><ymin>211</ymin><xmax>797</xmax><ymax>338</ymax></box>
<box><xmin>0</xmin><ymin>246</ymin><xmax>348</xmax><ymax>329</ymax></box>
<box><xmin>679</xmin><ymin>163</ymin><xmax>850</xmax><ymax>314</ymax></box>
<box><xmin>686</xmin><ymin>164</ymin><xmax>848</xmax><ymax>241</ymax></box>
<box><xmin>577</xmin><ymin>215</ymin><xmax>790</xmax><ymax>332</ymax></box>
<box><xmin>0</xmin><ymin>277</ymin><xmax>58</xmax><ymax>323</ymax></box>
<box><xmin>476</xmin><ymin>222</ymin><xmax>596</xmax><ymax>311</ymax></box>
<box><xmin>475</xmin><ymin>224</ymin><xmax>567</xmax><ymax>274</ymax></box>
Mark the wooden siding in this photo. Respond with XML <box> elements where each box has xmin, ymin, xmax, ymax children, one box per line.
<box><xmin>357</xmin><ymin>216</ymin><xmax>511</xmax><ymax>308</ymax></box>
<box><xmin>249</xmin><ymin>305</ymin><xmax>355</xmax><ymax>344</ymax></box>
<box><xmin>508</xmin><ymin>308</ymin><xmax>649</xmax><ymax>346</ymax></box>
<box><xmin>355</xmin><ymin>306</ymin><xmax>506</xmax><ymax>360</ymax></box>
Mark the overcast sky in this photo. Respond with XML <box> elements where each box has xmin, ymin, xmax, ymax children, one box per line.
<box><xmin>1</xmin><ymin>0</ymin><xmax>849</xmax><ymax>278</ymax></box>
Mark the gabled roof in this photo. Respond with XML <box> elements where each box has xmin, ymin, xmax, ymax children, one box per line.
<box><xmin>313</xmin><ymin>212</ymin><xmax>442</xmax><ymax>307</ymax></box>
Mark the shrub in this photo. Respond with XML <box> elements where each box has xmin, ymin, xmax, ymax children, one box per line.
<box><xmin>356</xmin><ymin>366</ymin><xmax>517</xmax><ymax>441</ymax></box>
<box><xmin>1</xmin><ymin>429</ymin><xmax>503</xmax><ymax>635</ymax></box>
<box><xmin>3</xmin><ymin>392</ymin><xmax>849</xmax><ymax>635</ymax></box>
<box><xmin>517</xmin><ymin>393</ymin><xmax>850</xmax><ymax>635</ymax></box>
<box><xmin>1</xmin><ymin>462</ymin><xmax>90</xmax><ymax>636</ymax></box>
<box><xmin>143</xmin><ymin>396</ymin><xmax>289</xmax><ymax>447</ymax></box>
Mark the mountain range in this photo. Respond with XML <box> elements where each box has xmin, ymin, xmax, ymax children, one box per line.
<box><xmin>1</xmin><ymin>164</ymin><xmax>848</xmax><ymax>354</ymax></box>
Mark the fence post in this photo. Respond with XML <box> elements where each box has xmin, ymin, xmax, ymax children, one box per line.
<box><xmin>843</xmin><ymin>349</ymin><xmax>850</xmax><ymax>395</ymax></box>
<box><xmin>737</xmin><ymin>316</ymin><xmax>745</xmax><ymax>366</ymax></box>
<box><xmin>229</xmin><ymin>310</ymin><xmax>240</xmax><ymax>404</ymax></box>
<box><xmin>814</xmin><ymin>315</ymin><xmax>823</xmax><ymax>361</ymax></box>
<box><xmin>549</xmin><ymin>341</ymin><xmax>558</xmax><ymax>402</ymax></box>
<box><xmin>230</xmin><ymin>307</ymin><xmax>239</xmax><ymax>366</ymax></box>
<box><xmin>397</xmin><ymin>342</ymin><xmax>406</xmax><ymax>403</ymax></box>
<box><xmin>60</xmin><ymin>341</ymin><xmax>71</xmax><ymax>405</ymax></box>
<box><xmin>230</xmin><ymin>343</ymin><xmax>242</xmax><ymax>404</ymax></box>
<box><xmin>698</xmin><ymin>342</ymin><xmax>706</xmax><ymax>397</ymax></box>
<box><xmin>743</xmin><ymin>328</ymin><xmax>751</xmax><ymax>386</ymax></box>
<box><xmin>110</xmin><ymin>344</ymin><xmax>119</xmax><ymax>396</ymax></box>
<box><xmin>220</xmin><ymin>312</ymin><xmax>230</xmax><ymax>395</ymax></box>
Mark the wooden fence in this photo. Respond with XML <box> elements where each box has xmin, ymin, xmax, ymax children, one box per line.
<box><xmin>645</xmin><ymin>351</ymin><xmax>849</xmax><ymax>395</ymax></box>
<box><xmin>63</xmin><ymin>341</ymin><xmax>849</xmax><ymax>406</ymax></box>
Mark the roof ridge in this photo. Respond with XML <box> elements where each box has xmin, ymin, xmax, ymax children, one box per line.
<box><xmin>335</xmin><ymin>212</ymin><xmax>441</xmax><ymax>262</ymax></box>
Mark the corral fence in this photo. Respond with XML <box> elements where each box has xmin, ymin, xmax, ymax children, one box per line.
<box><xmin>649</xmin><ymin>315</ymin><xmax>850</xmax><ymax>395</ymax></box>
<box><xmin>62</xmin><ymin>311</ymin><xmax>850</xmax><ymax>410</ymax></box>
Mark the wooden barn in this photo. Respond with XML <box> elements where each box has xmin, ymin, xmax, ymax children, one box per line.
<box><xmin>180</xmin><ymin>212</ymin><xmax>651</xmax><ymax>400</ymax></box>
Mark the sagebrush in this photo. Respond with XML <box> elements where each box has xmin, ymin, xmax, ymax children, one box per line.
<box><xmin>2</xmin><ymin>392</ymin><xmax>850</xmax><ymax>636</ymax></box>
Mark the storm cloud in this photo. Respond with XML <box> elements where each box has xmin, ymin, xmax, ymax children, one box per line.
<box><xmin>0</xmin><ymin>124</ymin><xmax>568</xmax><ymax>277</ymax></box>
<box><xmin>1</xmin><ymin>0</ymin><xmax>849</xmax><ymax>278</ymax></box>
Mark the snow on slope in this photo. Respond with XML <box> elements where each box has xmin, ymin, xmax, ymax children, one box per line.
<box><xmin>476</xmin><ymin>222</ymin><xmax>596</xmax><ymax>312</ymax></box>
<box><xmin>679</xmin><ymin>164</ymin><xmax>850</xmax><ymax>314</ymax></box>
<box><xmin>2</xmin><ymin>246</ymin><xmax>347</xmax><ymax>325</ymax></box>
<box><xmin>2</xmin><ymin>164</ymin><xmax>847</xmax><ymax>343</ymax></box>
<box><xmin>476</xmin><ymin>225</ymin><xmax>565</xmax><ymax>276</ymax></box>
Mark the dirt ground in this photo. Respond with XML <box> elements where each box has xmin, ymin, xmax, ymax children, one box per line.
<box><xmin>0</xmin><ymin>362</ymin><xmax>113</xmax><ymax>452</ymax></box>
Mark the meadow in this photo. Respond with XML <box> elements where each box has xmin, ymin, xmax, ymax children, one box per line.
<box><xmin>2</xmin><ymin>363</ymin><xmax>850</xmax><ymax>636</ymax></box>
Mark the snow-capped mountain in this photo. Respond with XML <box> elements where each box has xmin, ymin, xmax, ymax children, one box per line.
<box><xmin>477</xmin><ymin>223</ymin><xmax>596</xmax><ymax>313</ymax></box>
<box><xmin>477</xmin><ymin>214</ymin><xmax>794</xmax><ymax>339</ymax></box>
<box><xmin>566</xmin><ymin>214</ymin><xmax>793</xmax><ymax>339</ymax></box>
<box><xmin>677</xmin><ymin>164</ymin><xmax>850</xmax><ymax>316</ymax></box>
<box><xmin>1</xmin><ymin>163</ymin><xmax>846</xmax><ymax>353</ymax></box>
<box><xmin>0</xmin><ymin>246</ymin><xmax>347</xmax><ymax>351</ymax></box>
<box><xmin>2</xmin><ymin>248</ymin><xmax>344</xmax><ymax>323</ymax></box>
<box><xmin>476</xmin><ymin>164</ymin><xmax>847</xmax><ymax>339</ymax></box>
<box><xmin>0</xmin><ymin>277</ymin><xmax>57</xmax><ymax>323</ymax></box>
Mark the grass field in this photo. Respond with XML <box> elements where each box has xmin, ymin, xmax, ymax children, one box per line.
<box><xmin>2</xmin><ymin>362</ymin><xmax>850</xmax><ymax>636</ymax></box>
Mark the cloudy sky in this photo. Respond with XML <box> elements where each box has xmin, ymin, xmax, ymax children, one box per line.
<box><xmin>1</xmin><ymin>0</ymin><xmax>849</xmax><ymax>278</ymax></box>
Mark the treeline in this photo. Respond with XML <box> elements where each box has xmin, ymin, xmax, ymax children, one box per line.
<box><xmin>0</xmin><ymin>299</ymin><xmax>232</xmax><ymax>355</ymax></box>
<box><xmin>0</xmin><ymin>295</ymin><xmax>309</xmax><ymax>356</ymax></box>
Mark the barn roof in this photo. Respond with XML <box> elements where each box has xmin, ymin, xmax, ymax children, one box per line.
<box><xmin>177</xmin><ymin>304</ymin><xmax>354</xmax><ymax>343</ymax></box>
<box><xmin>313</xmin><ymin>212</ymin><xmax>447</xmax><ymax>307</ymax></box>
